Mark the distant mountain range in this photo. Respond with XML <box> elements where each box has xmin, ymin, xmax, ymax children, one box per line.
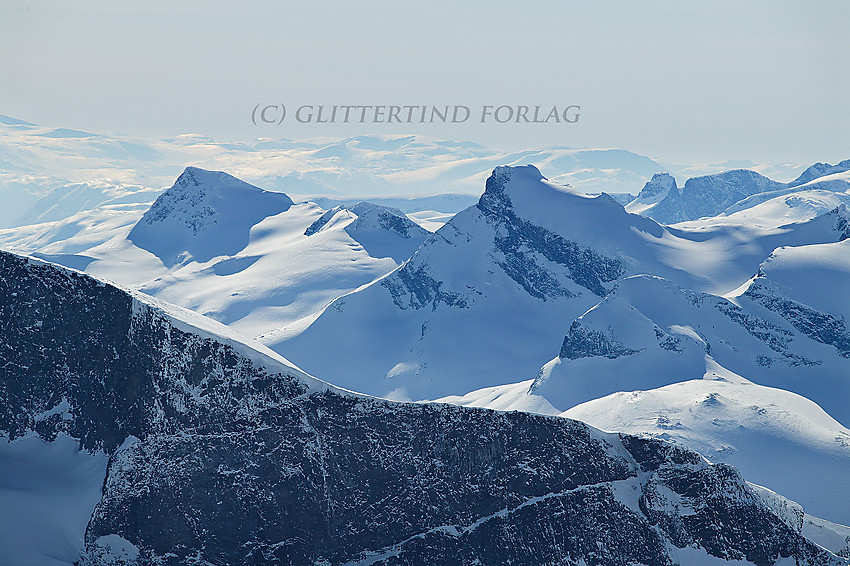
<box><xmin>626</xmin><ymin>161</ymin><xmax>850</xmax><ymax>223</ymax></box>
<box><xmin>0</xmin><ymin>113</ymin><xmax>818</xmax><ymax>229</ymax></box>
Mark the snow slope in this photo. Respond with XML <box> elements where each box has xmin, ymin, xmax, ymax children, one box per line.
<box><xmin>0</xmin><ymin>434</ymin><xmax>108</xmax><ymax>566</ymax></box>
<box><xmin>719</xmin><ymin>170</ymin><xmax>850</xmax><ymax>219</ymax></box>
<box><xmin>750</xmin><ymin>239</ymin><xmax>850</xmax><ymax>321</ymax></box>
<box><xmin>304</xmin><ymin>200</ymin><xmax>431</xmax><ymax>263</ymax></box>
<box><xmin>562</xmin><ymin>374</ymin><xmax>850</xmax><ymax>526</ymax></box>
<box><xmin>268</xmin><ymin>165</ymin><xmax>707</xmax><ymax>400</ymax></box>
<box><xmin>436</xmin><ymin>246</ymin><xmax>850</xmax><ymax>526</ymax></box>
<box><xmin>522</xmin><ymin>271</ymin><xmax>850</xmax><ymax>424</ymax></box>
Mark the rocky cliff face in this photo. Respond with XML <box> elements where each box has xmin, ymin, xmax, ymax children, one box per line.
<box><xmin>630</xmin><ymin>169</ymin><xmax>786</xmax><ymax>224</ymax></box>
<box><xmin>625</xmin><ymin>173</ymin><xmax>682</xmax><ymax>223</ymax></box>
<box><xmin>679</xmin><ymin>170</ymin><xmax>785</xmax><ymax>220</ymax></box>
<box><xmin>0</xmin><ymin>250</ymin><xmax>843</xmax><ymax>565</ymax></box>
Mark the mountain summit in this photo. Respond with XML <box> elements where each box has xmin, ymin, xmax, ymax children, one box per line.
<box><xmin>270</xmin><ymin>165</ymin><xmax>704</xmax><ymax>400</ymax></box>
<box><xmin>128</xmin><ymin>167</ymin><xmax>294</xmax><ymax>265</ymax></box>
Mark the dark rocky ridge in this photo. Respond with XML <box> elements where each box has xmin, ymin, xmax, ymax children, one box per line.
<box><xmin>559</xmin><ymin>321</ymin><xmax>641</xmax><ymax>360</ymax></box>
<box><xmin>0</xmin><ymin>250</ymin><xmax>843</xmax><ymax>565</ymax></box>
<box><xmin>744</xmin><ymin>280</ymin><xmax>850</xmax><ymax>358</ymax></box>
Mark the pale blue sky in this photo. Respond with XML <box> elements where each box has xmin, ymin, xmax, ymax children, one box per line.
<box><xmin>1</xmin><ymin>0</ymin><xmax>847</xmax><ymax>165</ymax></box>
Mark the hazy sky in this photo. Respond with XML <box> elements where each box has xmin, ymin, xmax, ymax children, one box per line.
<box><xmin>2</xmin><ymin>0</ymin><xmax>848</xmax><ymax>165</ymax></box>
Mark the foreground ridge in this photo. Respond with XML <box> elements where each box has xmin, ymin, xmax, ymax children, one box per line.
<box><xmin>0</xmin><ymin>250</ymin><xmax>844</xmax><ymax>565</ymax></box>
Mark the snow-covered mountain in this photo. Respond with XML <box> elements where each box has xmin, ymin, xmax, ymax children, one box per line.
<box><xmin>272</xmin><ymin>165</ymin><xmax>850</xmax><ymax>403</ymax></box>
<box><xmin>627</xmin><ymin>169</ymin><xmax>784</xmax><ymax>224</ymax></box>
<box><xmin>0</xmin><ymin>167</ymin><xmax>431</xmax><ymax>339</ymax></box>
<box><xmin>626</xmin><ymin>161</ymin><xmax>850</xmax><ymax>224</ymax></box>
<box><xmin>623</xmin><ymin>172</ymin><xmax>678</xmax><ymax>217</ymax></box>
<box><xmin>788</xmin><ymin>159</ymin><xmax>850</xmax><ymax>187</ymax></box>
<box><xmin>303</xmin><ymin>200</ymin><xmax>430</xmax><ymax>262</ymax></box>
<box><xmin>267</xmin><ymin>165</ymin><xmax>685</xmax><ymax>400</ymax></box>
<box><xmin>1</xmin><ymin>249</ymin><xmax>845</xmax><ymax>565</ymax></box>
<box><xmin>127</xmin><ymin>166</ymin><xmax>295</xmax><ymax>266</ymax></box>
<box><xmin>716</xmin><ymin>170</ymin><xmax>850</xmax><ymax>221</ymax></box>
<box><xmin>4</xmin><ymin>129</ymin><xmax>850</xmax><ymax>557</ymax></box>
<box><xmin>524</xmin><ymin>267</ymin><xmax>850</xmax><ymax>422</ymax></box>
<box><xmin>254</xmin><ymin>163</ymin><xmax>850</xmax><ymax>533</ymax></box>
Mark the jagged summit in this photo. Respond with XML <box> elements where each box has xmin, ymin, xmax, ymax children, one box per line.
<box><xmin>480</xmin><ymin>164</ymin><xmax>595</xmax><ymax>211</ymax></box>
<box><xmin>271</xmin><ymin>165</ymin><xmax>712</xmax><ymax>401</ymax></box>
<box><xmin>627</xmin><ymin>168</ymin><xmax>784</xmax><ymax>224</ymax></box>
<box><xmin>477</xmin><ymin>164</ymin><xmax>655</xmax><ymax>250</ymax></box>
<box><xmin>305</xmin><ymin>200</ymin><xmax>424</xmax><ymax>238</ymax></box>
<box><xmin>141</xmin><ymin>166</ymin><xmax>294</xmax><ymax>229</ymax></box>
<box><xmin>625</xmin><ymin>173</ymin><xmax>678</xmax><ymax>217</ymax></box>
<box><xmin>629</xmin><ymin>163</ymin><xmax>850</xmax><ymax>225</ymax></box>
<box><xmin>638</xmin><ymin>172</ymin><xmax>676</xmax><ymax>200</ymax></box>
<box><xmin>128</xmin><ymin>167</ymin><xmax>293</xmax><ymax>265</ymax></box>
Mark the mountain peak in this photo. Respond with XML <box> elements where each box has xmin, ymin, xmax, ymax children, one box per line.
<box><xmin>491</xmin><ymin>163</ymin><xmax>544</xmax><ymax>181</ymax></box>
<box><xmin>304</xmin><ymin>200</ymin><xmax>430</xmax><ymax>262</ymax></box>
<box><xmin>163</xmin><ymin>166</ymin><xmax>289</xmax><ymax>209</ymax></box>
<box><xmin>632</xmin><ymin>168</ymin><xmax>785</xmax><ymax>224</ymax></box>
<box><xmin>638</xmin><ymin>173</ymin><xmax>677</xmax><ymax>200</ymax></box>
<box><xmin>477</xmin><ymin>164</ymin><xmax>639</xmax><ymax>249</ymax></box>
<box><xmin>625</xmin><ymin>173</ymin><xmax>680</xmax><ymax>219</ymax></box>
<box><xmin>479</xmin><ymin>164</ymin><xmax>598</xmax><ymax>213</ymax></box>
<box><xmin>480</xmin><ymin>164</ymin><xmax>546</xmax><ymax>203</ymax></box>
<box><xmin>129</xmin><ymin>167</ymin><xmax>293</xmax><ymax>265</ymax></box>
